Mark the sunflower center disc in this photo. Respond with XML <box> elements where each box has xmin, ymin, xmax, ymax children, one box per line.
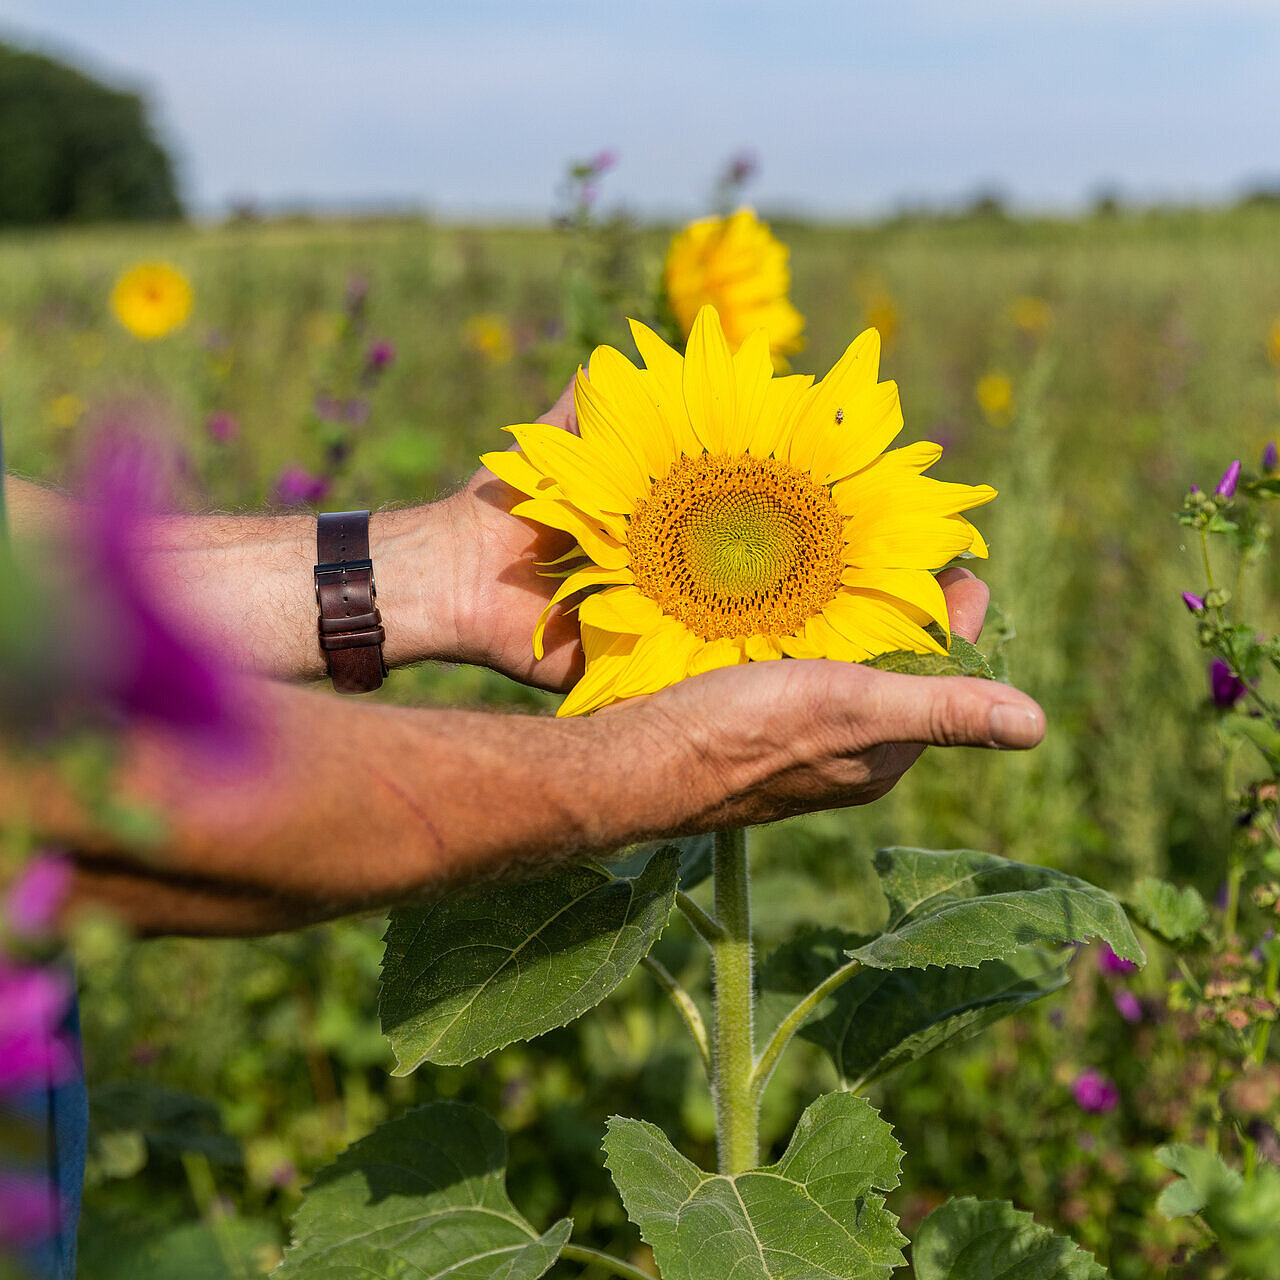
<box><xmin>628</xmin><ymin>452</ymin><xmax>844</xmax><ymax>641</ymax></box>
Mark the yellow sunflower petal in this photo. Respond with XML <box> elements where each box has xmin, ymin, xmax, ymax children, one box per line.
<box><xmin>815</xmin><ymin>381</ymin><xmax>905</xmax><ymax>485</ymax></box>
<box><xmin>842</xmin><ymin>513</ymin><xmax>986</xmax><ymax>570</ymax></box>
<box><xmin>574</xmin><ymin>365</ymin><xmax>652</xmax><ymax>495</ymax></box>
<box><xmin>612</xmin><ymin>620</ymin><xmax>703</xmax><ymax>701</ymax></box>
<box><xmin>557</xmin><ymin>626</ymin><xmax>639</xmax><ymax>717</ymax></box>
<box><xmin>838</xmin><ymin>567</ymin><xmax>950</xmax><ymax>636</ymax></box>
<box><xmin>510</xmin><ymin>497</ymin><xmax>629</xmax><ymax>568</ymax></box>
<box><xmin>802</xmin><ymin>612</ymin><xmax>871</xmax><ymax>661</ymax></box>
<box><xmin>683</xmin><ymin>304</ymin><xmax>737</xmax><ymax>455</ymax></box>
<box><xmin>508</xmin><ymin>422</ymin><xmax>636</xmax><ymax>517</ymax></box>
<box><xmin>749</xmin><ymin>373</ymin><xmax>814</xmax><ymax>458</ymax></box>
<box><xmin>630</xmin><ymin>319</ymin><xmax>701</xmax><ymax>457</ymax></box>
<box><xmin>822</xmin><ymin>593</ymin><xmax>948</xmax><ymax>656</ymax></box>
<box><xmin>744</xmin><ymin>633</ymin><xmax>784</xmax><ymax>661</ymax></box>
<box><xmin>586</xmin><ymin>344</ymin><xmax>678</xmax><ymax>479</ymax></box>
<box><xmin>724</xmin><ymin>327</ymin><xmax>773</xmax><ymax>454</ymax></box>
<box><xmin>835</xmin><ymin>473</ymin><xmax>996</xmax><ymax>520</ymax></box>
<box><xmin>688</xmin><ymin>637</ymin><xmax>749</xmax><ymax>675</ymax></box>
<box><xmin>532</xmin><ymin>564</ymin><xmax>634</xmax><ymax>660</ymax></box>
<box><xmin>578</xmin><ymin>584</ymin><xmax>667</xmax><ymax>637</ymax></box>
<box><xmin>479</xmin><ymin>449</ymin><xmax>559</xmax><ymax>498</ymax></box>
<box><xmin>967</xmin><ymin>521</ymin><xmax>990</xmax><ymax>557</ymax></box>
<box><xmin>779</xmin><ymin>632</ymin><xmax>827</xmax><ymax>660</ymax></box>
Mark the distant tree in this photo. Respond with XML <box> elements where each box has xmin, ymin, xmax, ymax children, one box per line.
<box><xmin>0</xmin><ymin>41</ymin><xmax>183</xmax><ymax>225</ymax></box>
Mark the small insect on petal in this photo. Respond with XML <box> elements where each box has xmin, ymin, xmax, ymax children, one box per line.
<box><xmin>834</xmin><ymin>408</ymin><xmax>844</xmax><ymax>425</ymax></box>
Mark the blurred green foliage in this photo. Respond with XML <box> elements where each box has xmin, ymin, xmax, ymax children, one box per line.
<box><xmin>0</xmin><ymin>42</ymin><xmax>182</xmax><ymax>226</ymax></box>
<box><xmin>4</xmin><ymin>204</ymin><xmax>1280</xmax><ymax>1275</ymax></box>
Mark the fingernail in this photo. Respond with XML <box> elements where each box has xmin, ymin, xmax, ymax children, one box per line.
<box><xmin>989</xmin><ymin>703</ymin><xmax>1042</xmax><ymax>749</ymax></box>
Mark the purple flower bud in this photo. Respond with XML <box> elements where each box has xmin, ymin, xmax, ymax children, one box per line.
<box><xmin>1114</xmin><ymin>990</ymin><xmax>1143</xmax><ymax>1023</ymax></box>
<box><xmin>1072</xmin><ymin>1068</ymin><xmax>1120</xmax><ymax>1114</ymax></box>
<box><xmin>5</xmin><ymin>854</ymin><xmax>71</xmax><ymax>938</ymax></box>
<box><xmin>1264</xmin><ymin>441</ymin><xmax>1279</xmax><ymax>475</ymax></box>
<box><xmin>1190</xmin><ymin>483</ymin><xmax>1201</xmax><ymax>494</ymax></box>
<box><xmin>1097</xmin><ymin>944</ymin><xmax>1138</xmax><ymax>976</ymax></box>
<box><xmin>1210</xmin><ymin>658</ymin><xmax>1248</xmax><ymax>708</ymax></box>
<box><xmin>365</xmin><ymin>340</ymin><xmax>395</xmax><ymax>373</ymax></box>
<box><xmin>343</xmin><ymin>398</ymin><xmax>370</xmax><ymax>427</ymax></box>
<box><xmin>272</xmin><ymin>465</ymin><xmax>330</xmax><ymax>507</ymax></box>
<box><xmin>1182</xmin><ymin>591</ymin><xmax>1206</xmax><ymax>613</ymax></box>
<box><xmin>205</xmin><ymin>411</ymin><xmax>239</xmax><ymax>443</ymax></box>
<box><xmin>589</xmin><ymin>148</ymin><xmax>618</xmax><ymax>174</ymax></box>
<box><xmin>1216</xmin><ymin>459</ymin><xmax>1241</xmax><ymax>498</ymax></box>
<box><xmin>0</xmin><ymin>1173</ymin><xmax>61</xmax><ymax>1248</ymax></box>
<box><xmin>727</xmin><ymin>149</ymin><xmax>759</xmax><ymax>185</ymax></box>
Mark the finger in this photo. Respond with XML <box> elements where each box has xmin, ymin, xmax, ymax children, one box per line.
<box><xmin>937</xmin><ymin>566</ymin><xmax>989</xmax><ymax>643</ymax></box>
<box><xmin>534</xmin><ymin>377</ymin><xmax>579</xmax><ymax>436</ymax></box>
<box><xmin>850</xmin><ymin>667</ymin><xmax>1045</xmax><ymax>751</ymax></box>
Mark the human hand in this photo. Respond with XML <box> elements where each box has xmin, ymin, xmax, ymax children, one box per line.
<box><xmin>599</xmin><ymin>567</ymin><xmax>1045</xmax><ymax>831</ymax></box>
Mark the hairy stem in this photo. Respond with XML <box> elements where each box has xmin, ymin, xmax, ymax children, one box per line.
<box><xmin>559</xmin><ymin>1243</ymin><xmax>657</xmax><ymax>1280</ymax></box>
<box><xmin>677</xmin><ymin>889</ymin><xmax>726</xmax><ymax>946</ymax></box>
<box><xmin>752</xmin><ymin>957</ymin><xmax>863</xmax><ymax>1102</ymax></box>
<box><xmin>711</xmin><ymin>827</ymin><xmax>757</xmax><ymax>1174</ymax></box>
<box><xmin>641</xmin><ymin>954</ymin><xmax>711</xmax><ymax>1078</ymax></box>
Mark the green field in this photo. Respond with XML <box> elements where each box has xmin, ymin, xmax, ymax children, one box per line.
<box><xmin>6</xmin><ymin>206</ymin><xmax>1279</xmax><ymax>1275</ymax></box>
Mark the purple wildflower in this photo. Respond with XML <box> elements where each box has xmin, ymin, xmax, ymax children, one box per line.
<box><xmin>314</xmin><ymin>394</ymin><xmax>342</xmax><ymax>423</ymax></box>
<box><xmin>1264</xmin><ymin>441</ymin><xmax>1279</xmax><ymax>475</ymax></box>
<box><xmin>1114</xmin><ymin>990</ymin><xmax>1143</xmax><ymax>1024</ymax></box>
<box><xmin>589</xmin><ymin>148</ymin><xmax>618</xmax><ymax>174</ymax></box>
<box><xmin>1097</xmin><ymin>944</ymin><xmax>1138</xmax><ymax>976</ymax></box>
<box><xmin>343</xmin><ymin>398</ymin><xmax>370</xmax><ymax>427</ymax></box>
<box><xmin>0</xmin><ymin>961</ymin><xmax>75</xmax><ymax>1092</ymax></box>
<box><xmin>1190</xmin><ymin>483</ymin><xmax>1201</xmax><ymax>495</ymax></box>
<box><xmin>1210</xmin><ymin>659</ymin><xmax>1248</xmax><ymax>709</ymax></box>
<box><xmin>0</xmin><ymin>1173</ymin><xmax>60</xmax><ymax>1249</ymax></box>
<box><xmin>205</xmin><ymin>411</ymin><xmax>239</xmax><ymax>443</ymax></box>
<box><xmin>1072</xmin><ymin>1068</ymin><xmax>1120</xmax><ymax>1114</ymax></box>
<box><xmin>365</xmin><ymin>340</ymin><xmax>395</xmax><ymax>374</ymax></box>
<box><xmin>1216</xmin><ymin>459</ymin><xmax>1241</xmax><ymax>498</ymax></box>
<box><xmin>76</xmin><ymin>430</ymin><xmax>250</xmax><ymax>757</ymax></box>
<box><xmin>726</xmin><ymin>149</ymin><xmax>758</xmax><ymax>185</ymax></box>
<box><xmin>1181</xmin><ymin>591</ymin><xmax>1205</xmax><ymax>613</ymax></box>
<box><xmin>272</xmin><ymin>465</ymin><xmax>330</xmax><ymax>507</ymax></box>
<box><xmin>5</xmin><ymin>854</ymin><xmax>71</xmax><ymax>938</ymax></box>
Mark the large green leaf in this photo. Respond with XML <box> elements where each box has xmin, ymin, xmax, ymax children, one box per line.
<box><xmin>913</xmin><ymin>1197</ymin><xmax>1108</xmax><ymax>1279</ymax></box>
<box><xmin>605</xmin><ymin>833</ymin><xmax>714</xmax><ymax>890</ymax></box>
<box><xmin>759</xmin><ymin>929</ymin><xmax>1068</xmax><ymax>1089</ymax></box>
<box><xmin>847</xmin><ymin>848</ymin><xmax>1143</xmax><ymax>971</ymax></box>
<box><xmin>277</xmin><ymin>1103</ymin><xmax>569</xmax><ymax>1280</ymax></box>
<box><xmin>604</xmin><ymin>1092</ymin><xmax>906</xmax><ymax>1280</ymax></box>
<box><xmin>380</xmin><ymin>851</ymin><xmax>679</xmax><ymax>1071</ymax></box>
<box><xmin>1126</xmin><ymin>878</ymin><xmax>1209</xmax><ymax>947</ymax></box>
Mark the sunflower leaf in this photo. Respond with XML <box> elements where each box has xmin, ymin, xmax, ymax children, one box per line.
<box><xmin>847</xmin><ymin>848</ymin><xmax>1143</xmax><ymax>971</ymax></box>
<box><xmin>277</xmin><ymin>1103</ymin><xmax>570</xmax><ymax>1280</ymax></box>
<box><xmin>1125</xmin><ymin>878</ymin><xmax>1210</xmax><ymax>947</ymax></box>
<box><xmin>861</xmin><ymin>635</ymin><xmax>995</xmax><ymax>680</ymax></box>
<box><xmin>379</xmin><ymin>851</ymin><xmax>679</xmax><ymax>1071</ymax></box>
<box><xmin>604</xmin><ymin>833</ymin><xmax>714</xmax><ymax>889</ymax></box>
<box><xmin>603</xmin><ymin>1092</ymin><xmax>907</xmax><ymax>1280</ymax></box>
<box><xmin>758</xmin><ymin>930</ymin><xmax>1068</xmax><ymax>1089</ymax></box>
<box><xmin>913</xmin><ymin>1197</ymin><xmax>1109</xmax><ymax>1279</ymax></box>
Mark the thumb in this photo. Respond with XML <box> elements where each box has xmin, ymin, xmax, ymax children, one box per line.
<box><xmin>853</xmin><ymin>670</ymin><xmax>1046</xmax><ymax>751</ymax></box>
<box><xmin>535</xmin><ymin>377</ymin><xmax>579</xmax><ymax>435</ymax></box>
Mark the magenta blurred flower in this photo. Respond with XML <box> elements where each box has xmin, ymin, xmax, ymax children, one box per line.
<box><xmin>314</xmin><ymin>394</ymin><xmax>341</xmax><ymax>422</ymax></box>
<box><xmin>0</xmin><ymin>1173</ymin><xmax>60</xmax><ymax>1249</ymax></box>
<box><xmin>365</xmin><ymin>339</ymin><xmax>395</xmax><ymax>373</ymax></box>
<box><xmin>1114</xmin><ymin>990</ymin><xmax>1143</xmax><ymax>1024</ymax></box>
<box><xmin>589</xmin><ymin>148</ymin><xmax>618</xmax><ymax>174</ymax></box>
<box><xmin>5</xmin><ymin>854</ymin><xmax>71</xmax><ymax>938</ymax></box>
<box><xmin>343</xmin><ymin>398</ymin><xmax>370</xmax><ymax>427</ymax></box>
<box><xmin>0</xmin><ymin>961</ymin><xmax>75</xmax><ymax>1092</ymax></box>
<box><xmin>205</xmin><ymin>411</ymin><xmax>239</xmax><ymax>443</ymax></box>
<box><xmin>272</xmin><ymin>465</ymin><xmax>330</xmax><ymax>507</ymax></box>
<box><xmin>77</xmin><ymin>430</ymin><xmax>249</xmax><ymax>755</ymax></box>
<box><xmin>1210</xmin><ymin>659</ymin><xmax>1248</xmax><ymax>709</ymax></box>
<box><xmin>1215</xmin><ymin>459</ymin><xmax>1241</xmax><ymax>498</ymax></box>
<box><xmin>1097</xmin><ymin>943</ymin><xmax>1138</xmax><ymax>976</ymax></box>
<box><xmin>1181</xmin><ymin>591</ymin><xmax>1205</xmax><ymax>613</ymax></box>
<box><xmin>1072</xmin><ymin>1068</ymin><xmax>1120</xmax><ymax>1114</ymax></box>
<box><xmin>1264</xmin><ymin>441</ymin><xmax>1279</xmax><ymax>475</ymax></box>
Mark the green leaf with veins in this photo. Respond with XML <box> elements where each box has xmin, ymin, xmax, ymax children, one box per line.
<box><xmin>913</xmin><ymin>1197</ymin><xmax>1109</xmax><ymax>1279</ymax></box>
<box><xmin>758</xmin><ymin>929</ymin><xmax>1068</xmax><ymax>1089</ymax></box>
<box><xmin>862</xmin><ymin>633</ymin><xmax>995</xmax><ymax>680</ymax></box>
<box><xmin>277</xmin><ymin>1103</ymin><xmax>569</xmax><ymax>1280</ymax></box>
<box><xmin>1125</xmin><ymin>878</ymin><xmax>1209</xmax><ymax>947</ymax></box>
<box><xmin>604</xmin><ymin>1092</ymin><xmax>906</xmax><ymax>1280</ymax></box>
<box><xmin>847</xmin><ymin>848</ymin><xmax>1143</xmax><ymax>971</ymax></box>
<box><xmin>379</xmin><ymin>851</ymin><xmax>678</xmax><ymax>1071</ymax></box>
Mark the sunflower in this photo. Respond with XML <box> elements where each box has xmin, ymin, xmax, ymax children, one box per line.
<box><xmin>110</xmin><ymin>261</ymin><xmax>193</xmax><ymax>340</ymax></box>
<box><xmin>664</xmin><ymin>209</ymin><xmax>804</xmax><ymax>369</ymax></box>
<box><xmin>481</xmin><ymin>305</ymin><xmax>995</xmax><ymax>717</ymax></box>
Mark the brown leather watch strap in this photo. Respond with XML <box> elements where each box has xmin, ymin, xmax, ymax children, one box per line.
<box><xmin>315</xmin><ymin>510</ymin><xmax>387</xmax><ymax>693</ymax></box>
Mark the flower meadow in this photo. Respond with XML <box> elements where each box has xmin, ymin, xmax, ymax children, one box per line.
<box><xmin>3</xmin><ymin>175</ymin><xmax>1280</xmax><ymax>1277</ymax></box>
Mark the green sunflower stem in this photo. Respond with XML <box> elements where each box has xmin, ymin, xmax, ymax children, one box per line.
<box><xmin>711</xmin><ymin>826</ymin><xmax>758</xmax><ymax>1175</ymax></box>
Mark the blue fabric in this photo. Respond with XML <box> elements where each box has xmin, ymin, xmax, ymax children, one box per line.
<box><xmin>13</xmin><ymin>986</ymin><xmax>87</xmax><ymax>1279</ymax></box>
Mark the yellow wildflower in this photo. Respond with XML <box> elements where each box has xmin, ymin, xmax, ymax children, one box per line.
<box><xmin>110</xmin><ymin>262</ymin><xmax>192</xmax><ymax>340</ymax></box>
<box><xmin>463</xmin><ymin>314</ymin><xmax>514</xmax><ymax>364</ymax></box>
<box><xmin>976</xmin><ymin>372</ymin><xmax>1014</xmax><ymax>427</ymax></box>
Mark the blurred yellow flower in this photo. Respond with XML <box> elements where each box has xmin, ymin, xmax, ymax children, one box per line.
<box><xmin>1266</xmin><ymin>318</ymin><xmax>1280</xmax><ymax>368</ymax></box>
<box><xmin>462</xmin><ymin>313</ymin><xmax>514</xmax><ymax>364</ymax></box>
<box><xmin>976</xmin><ymin>372</ymin><xmax>1014</xmax><ymax>426</ymax></box>
<box><xmin>664</xmin><ymin>208</ymin><xmax>804</xmax><ymax>369</ymax></box>
<box><xmin>45</xmin><ymin>393</ymin><xmax>87</xmax><ymax>430</ymax></box>
<box><xmin>1010</xmin><ymin>295</ymin><xmax>1052</xmax><ymax>337</ymax></box>
<box><xmin>110</xmin><ymin>262</ymin><xmax>192</xmax><ymax>340</ymax></box>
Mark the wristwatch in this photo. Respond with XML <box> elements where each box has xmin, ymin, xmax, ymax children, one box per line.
<box><xmin>314</xmin><ymin>510</ymin><xmax>387</xmax><ymax>693</ymax></box>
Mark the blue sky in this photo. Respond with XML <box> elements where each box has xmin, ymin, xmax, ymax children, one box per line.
<box><xmin>1</xmin><ymin>0</ymin><xmax>1278</xmax><ymax>218</ymax></box>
